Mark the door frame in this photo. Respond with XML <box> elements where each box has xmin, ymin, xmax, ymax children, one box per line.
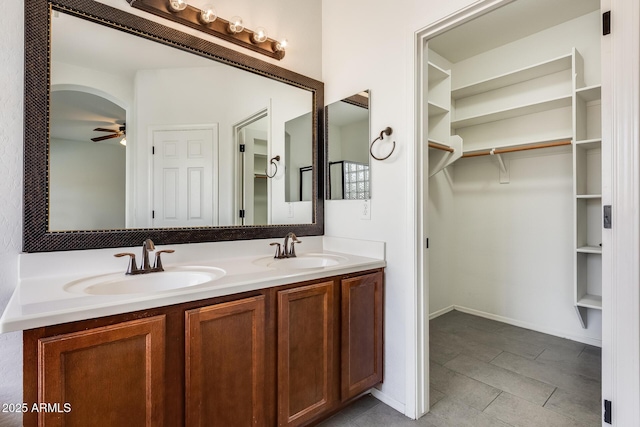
<box><xmin>413</xmin><ymin>1</ymin><xmax>516</xmax><ymax>417</ymax></box>
<box><xmin>232</xmin><ymin>107</ymin><xmax>270</xmax><ymax>226</ymax></box>
<box><xmin>600</xmin><ymin>0</ymin><xmax>640</xmax><ymax>424</ymax></box>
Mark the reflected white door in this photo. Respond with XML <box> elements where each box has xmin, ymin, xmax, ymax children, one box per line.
<box><xmin>152</xmin><ymin>127</ymin><xmax>217</xmax><ymax>227</ymax></box>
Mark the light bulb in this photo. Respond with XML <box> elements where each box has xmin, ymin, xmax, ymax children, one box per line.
<box><xmin>168</xmin><ymin>0</ymin><xmax>188</xmax><ymax>12</ymax></box>
<box><xmin>228</xmin><ymin>16</ymin><xmax>244</xmax><ymax>34</ymax></box>
<box><xmin>251</xmin><ymin>27</ymin><xmax>268</xmax><ymax>44</ymax></box>
<box><xmin>273</xmin><ymin>38</ymin><xmax>288</xmax><ymax>52</ymax></box>
<box><xmin>199</xmin><ymin>4</ymin><xmax>217</xmax><ymax>24</ymax></box>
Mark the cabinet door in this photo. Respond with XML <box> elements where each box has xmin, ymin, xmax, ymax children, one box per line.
<box><xmin>185</xmin><ymin>295</ymin><xmax>266</xmax><ymax>427</ymax></box>
<box><xmin>277</xmin><ymin>281</ymin><xmax>335</xmax><ymax>427</ymax></box>
<box><xmin>341</xmin><ymin>272</ymin><xmax>383</xmax><ymax>401</ymax></box>
<box><xmin>37</xmin><ymin>315</ymin><xmax>166</xmax><ymax>427</ymax></box>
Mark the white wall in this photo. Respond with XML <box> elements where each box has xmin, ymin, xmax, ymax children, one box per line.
<box><xmin>322</xmin><ymin>0</ymin><xmax>478</xmax><ymax>415</ymax></box>
<box><xmin>0</xmin><ymin>1</ymin><xmax>24</xmax><ymax>424</ymax></box>
<box><xmin>450</xmin><ymin>152</ymin><xmax>601</xmax><ymax>342</ymax></box>
<box><xmin>51</xmin><ymin>61</ymin><xmax>134</xmax><ymax>108</ymax></box>
<box><xmin>49</xmin><ymin>138</ymin><xmax>126</xmax><ymax>231</ymax></box>
<box><xmin>0</xmin><ymin>1</ymin><xmax>321</xmax><ymax>425</ymax></box>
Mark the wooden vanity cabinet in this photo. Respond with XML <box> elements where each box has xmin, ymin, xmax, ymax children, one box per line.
<box><xmin>185</xmin><ymin>295</ymin><xmax>268</xmax><ymax>427</ymax></box>
<box><xmin>23</xmin><ymin>269</ymin><xmax>383</xmax><ymax>427</ymax></box>
<box><xmin>24</xmin><ymin>315</ymin><xmax>169</xmax><ymax>427</ymax></box>
<box><xmin>340</xmin><ymin>271</ymin><xmax>384</xmax><ymax>401</ymax></box>
<box><xmin>277</xmin><ymin>280</ymin><xmax>339</xmax><ymax>427</ymax></box>
<box><xmin>23</xmin><ymin>292</ymin><xmax>270</xmax><ymax>427</ymax></box>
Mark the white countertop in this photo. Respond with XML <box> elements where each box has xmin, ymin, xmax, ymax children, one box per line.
<box><xmin>0</xmin><ymin>236</ymin><xmax>385</xmax><ymax>333</ymax></box>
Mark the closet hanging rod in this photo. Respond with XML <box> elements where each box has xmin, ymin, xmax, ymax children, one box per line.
<box><xmin>428</xmin><ymin>141</ymin><xmax>455</xmax><ymax>153</ymax></box>
<box><xmin>461</xmin><ymin>140</ymin><xmax>572</xmax><ymax>158</ymax></box>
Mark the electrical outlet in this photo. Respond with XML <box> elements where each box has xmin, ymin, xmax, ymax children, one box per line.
<box><xmin>287</xmin><ymin>203</ymin><xmax>294</xmax><ymax>218</ymax></box>
<box><xmin>361</xmin><ymin>199</ymin><xmax>371</xmax><ymax>220</ymax></box>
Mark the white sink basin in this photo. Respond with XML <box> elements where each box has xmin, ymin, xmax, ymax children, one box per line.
<box><xmin>255</xmin><ymin>253</ymin><xmax>348</xmax><ymax>270</ymax></box>
<box><xmin>64</xmin><ymin>266</ymin><xmax>226</xmax><ymax>295</ymax></box>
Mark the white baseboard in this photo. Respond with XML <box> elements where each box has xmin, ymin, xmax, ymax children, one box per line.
<box><xmin>453</xmin><ymin>305</ymin><xmax>603</xmax><ymax>348</ymax></box>
<box><xmin>429</xmin><ymin>305</ymin><xmax>455</xmax><ymax>320</ymax></box>
<box><xmin>370</xmin><ymin>388</ymin><xmax>405</xmax><ymax>415</ymax></box>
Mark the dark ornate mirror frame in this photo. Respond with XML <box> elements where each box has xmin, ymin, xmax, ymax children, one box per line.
<box><xmin>24</xmin><ymin>0</ymin><xmax>324</xmax><ymax>252</ymax></box>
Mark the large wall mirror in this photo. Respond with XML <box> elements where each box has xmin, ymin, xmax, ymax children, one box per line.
<box><xmin>24</xmin><ymin>0</ymin><xmax>324</xmax><ymax>252</ymax></box>
<box><xmin>326</xmin><ymin>91</ymin><xmax>370</xmax><ymax>200</ymax></box>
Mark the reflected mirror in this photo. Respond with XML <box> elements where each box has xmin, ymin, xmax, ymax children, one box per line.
<box><xmin>50</xmin><ymin>11</ymin><xmax>313</xmax><ymax>230</ymax></box>
<box><xmin>326</xmin><ymin>91</ymin><xmax>370</xmax><ymax>200</ymax></box>
<box><xmin>24</xmin><ymin>0</ymin><xmax>324</xmax><ymax>252</ymax></box>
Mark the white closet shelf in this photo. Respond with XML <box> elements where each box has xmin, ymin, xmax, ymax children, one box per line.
<box><xmin>451</xmin><ymin>95</ymin><xmax>572</xmax><ymax>129</ymax></box>
<box><xmin>576</xmin><ymin>294</ymin><xmax>602</xmax><ymax>310</ymax></box>
<box><xmin>451</xmin><ymin>53</ymin><xmax>573</xmax><ymax>99</ymax></box>
<box><xmin>428</xmin><ymin>102</ymin><xmax>449</xmax><ymax>116</ymax></box>
<box><xmin>576</xmin><ymin>84</ymin><xmax>602</xmax><ymax>102</ymax></box>
<box><xmin>428</xmin><ymin>62</ymin><xmax>450</xmax><ymax>83</ymax></box>
<box><xmin>575</xmin><ymin>138</ymin><xmax>602</xmax><ymax>150</ymax></box>
<box><xmin>573</xmin><ymin>47</ymin><xmax>602</xmax><ymax>328</ymax></box>
<box><xmin>577</xmin><ymin>245</ymin><xmax>602</xmax><ymax>254</ymax></box>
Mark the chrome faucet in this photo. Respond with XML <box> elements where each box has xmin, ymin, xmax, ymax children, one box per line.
<box><xmin>114</xmin><ymin>239</ymin><xmax>174</xmax><ymax>275</ymax></box>
<box><xmin>270</xmin><ymin>232</ymin><xmax>302</xmax><ymax>259</ymax></box>
<box><xmin>141</xmin><ymin>238</ymin><xmax>155</xmax><ymax>270</ymax></box>
<box><xmin>284</xmin><ymin>232</ymin><xmax>301</xmax><ymax>257</ymax></box>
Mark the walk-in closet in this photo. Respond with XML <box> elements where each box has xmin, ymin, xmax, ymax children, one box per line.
<box><xmin>425</xmin><ymin>0</ymin><xmax>603</xmax><ymax>424</ymax></box>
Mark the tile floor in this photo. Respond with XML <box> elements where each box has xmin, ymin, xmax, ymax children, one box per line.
<box><xmin>318</xmin><ymin>310</ymin><xmax>601</xmax><ymax>427</ymax></box>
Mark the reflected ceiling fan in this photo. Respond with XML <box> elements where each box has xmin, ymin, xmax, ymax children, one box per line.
<box><xmin>91</xmin><ymin>123</ymin><xmax>126</xmax><ymax>144</ymax></box>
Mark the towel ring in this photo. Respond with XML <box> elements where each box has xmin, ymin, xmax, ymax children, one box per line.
<box><xmin>370</xmin><ymin>127</ymin><xmax>396</xmax><ymax>161</ymax></box>
<box><xmin>265</xmin><ymin>155</ymin><xmax>280</xmax><ymax>178</ymax></box>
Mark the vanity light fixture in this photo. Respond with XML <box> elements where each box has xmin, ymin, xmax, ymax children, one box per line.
<box><xmin>251</xmin><ymin>27</ymin><xmax>268</xmax><ymax>44</ymax></box>
<box><xmin>126</xmin><ymin>0</ymin><xmax>287</xmax><ymax>60</ymax></box>
<box><xmin>199</xmin><ymin>4</ymin><xmax>217</xmax><ymax>24</ymax></box>
<box><xmin>227</xmin><ymin>16</ymin><xmax>244</xmax><ymax>34</ymax></box>
<box><xmin>273</xmin><ymin>38</ymin><xmax>288</xmax><ymax>52</ymax></box>
<box><xmin>167</xmin><ymin>0</ymin><xmax>188</xmax><ymax>12</ymax></box>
